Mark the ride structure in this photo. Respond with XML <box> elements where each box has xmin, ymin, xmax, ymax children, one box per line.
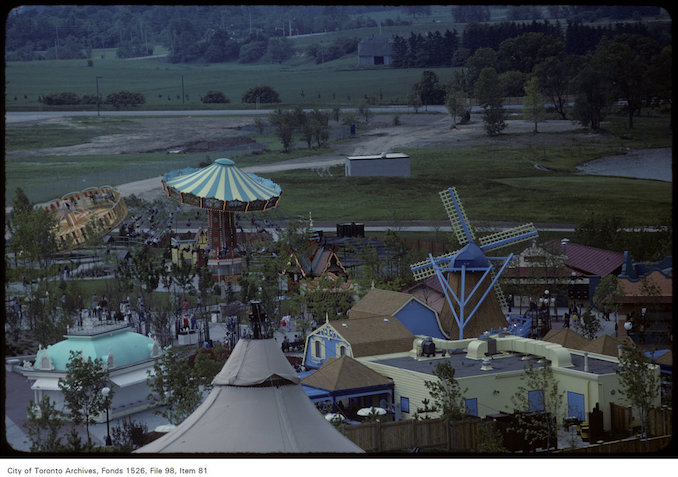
<box><xmin>161</xmin><ymin>158</ymin><xmax>282</xmax><ymax>282</ymax></box>
<box><xmin>41</xmin><ymin>185</ymin><xmax>127</xmax><ymax>251</ymax></box>
<box><xmin>410</xmin><ymin>187</ymin><xmax>538</xmax><ymax>340</ymax></box>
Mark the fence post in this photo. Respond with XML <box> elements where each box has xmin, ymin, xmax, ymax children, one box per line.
<box><xmin>375</xmin><ymin>420</ymin><xmax>381</xmax><ymax>453</ymax></box>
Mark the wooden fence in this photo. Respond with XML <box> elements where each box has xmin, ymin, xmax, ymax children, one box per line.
<box><xmin>554</xmin><ymin>435</ymin><xmax>673</xmax><ymax>455</ymax></box>
<box><xmin>341</xmin><ymin>417</ymin><xmax>492</xmax><ymax>453</ymax></box>
<box><xmin>610</xmin><ymin>403</ymin><xmax>672</xmax><ymax>437</ymax></box>
<box><xmin>341</xmin><ymin>410</ymin><xmax>673</xmax><ymax>454</ymax></box>
<box><xmin>648</xmin><ymin>407</ymin><xmax>672</xmax><ymax>437</ymax></box>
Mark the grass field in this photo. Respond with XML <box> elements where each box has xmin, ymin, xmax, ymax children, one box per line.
<box><xmin>5</xmin><ymin>110</ymin><xmax>672</xmax><ymax>227</ymax></box>
<box><xmin>4</xmin><ymin>55</ymin><xmax>455</xmax><ymax>111</ymax></box>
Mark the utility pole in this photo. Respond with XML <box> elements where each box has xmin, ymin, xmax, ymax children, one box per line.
<box><xmin>96</xmin><ymin>76</ymin><xmax>102</xmax><ymax>117</ymax></box>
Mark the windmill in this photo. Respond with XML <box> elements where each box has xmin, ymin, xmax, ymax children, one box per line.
<box><xmin>411</xmin><ymin>187</ymin><xmax>538</xmax><ymax>340</ymax></box>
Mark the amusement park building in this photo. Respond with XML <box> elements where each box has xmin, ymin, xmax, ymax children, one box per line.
<box><xmin>354</xmin><ymin>333</ymin><xmax>659</xmax><ymax>433</ymax></box>
<box><xmin>22</xmin><ymin>323</ymin><xmax>161</xmax><ymax>421</ymax></box>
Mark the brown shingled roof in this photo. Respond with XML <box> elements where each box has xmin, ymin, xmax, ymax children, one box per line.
<box><xmin>349</xmin><ymin>288</ymin><xmax>415</xmax><ymax>319</ymax></box>
<box><xmin>332</xmin><ymin>315</ymin><xmax>414</xmax><ymax>357</ymax></box>
<box><xmin>655</xmin><ymin>350</ymin><xmax>673</xmax><ymax>366</ymax></box>
<box><xmin>301</xmin><ymin>355</ymin><xmax>391</xmax><ymax>391</ymax></box>
<box><xmin>543</xmin><ymin>328</ymin><xmax>590</xmax><ymax>350</ymax></box>
<box><xmin>581</xmin><ymin>334</ymin><xmax>635</xmax><ymax>357</ymax></box>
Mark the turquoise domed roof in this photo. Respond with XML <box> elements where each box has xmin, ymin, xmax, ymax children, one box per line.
<box><xmin>34</xmin><ymin>328</ymin><xmax>156</xmax><ymax>372</ymax></box>
<box><xmin>452</xmin><ymin>243</ymin><xmax>490</xmax><ymax>269</ymax></box>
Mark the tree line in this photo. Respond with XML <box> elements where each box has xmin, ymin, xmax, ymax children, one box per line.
<box><xmin>390</xmin><ymin>20</ymin><xmax>666</xmax><ymax>69</ymax></box>
<box><xmin>405</xmin><ymin>31</ymin><xmax>671</xmax><ymax>134</ymax></box>
<box><xmin>6</xmin><ymin>5</ymin><xmax>668</xmax><ymax>63</ymax></box>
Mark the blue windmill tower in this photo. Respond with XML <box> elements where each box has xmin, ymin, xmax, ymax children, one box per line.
<box><xmin>411</xmin><ymin>187</ymin><xmax>538</xmax><ymax>340</ymax></box>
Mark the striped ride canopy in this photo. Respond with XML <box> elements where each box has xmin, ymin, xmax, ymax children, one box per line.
<box><xmin>162</xmin><ymin>158</ymin><xmax>281</xmax><ymax>210</ymax></box>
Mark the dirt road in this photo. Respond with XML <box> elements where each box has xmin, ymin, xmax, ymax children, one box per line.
<box><xmin>113</xmin><ymin>113</ymin><xmax>585</xmax><ymax>201</ymax></box>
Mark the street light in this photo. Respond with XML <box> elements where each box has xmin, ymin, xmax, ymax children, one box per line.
<box><xmin>101</xmin><ymin>386</ymin><xmax>112</xmax><ymax>446</ymax></box>
<box><xmin>96</xmin><ymin>76</ymin><xmax>103</xmax><ymax>117</ymax></box>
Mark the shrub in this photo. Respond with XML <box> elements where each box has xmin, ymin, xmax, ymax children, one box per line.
<box><xmin>201</xmin><ymin>90</ymin><xmax>229</xmax><ymax>104</ymax></box>
<box><xmin>104</xmin><ymin>91</ymin><xmax>146</xmax><ymax>109</ymax></box>
<box><xmin>241</xmin><ymin>85</ymin><xmax>281</xmax><ymax>104</ymax></box>
<box><xmin>39</xmin><ymin>92</ymin><xmax>81</xmax><ymax>105</ymax></box>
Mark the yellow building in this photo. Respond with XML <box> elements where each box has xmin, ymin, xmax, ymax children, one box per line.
<box><xmin>356</xmin><ymin>334</ymin><xmax>660</xmax><ymax>434</ymax></box>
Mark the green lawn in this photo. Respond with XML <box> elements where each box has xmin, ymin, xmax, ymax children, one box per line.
<box><xmin>5</xmin><ymin>57</ymin><xmax>455</xmax><ymax>110</ymax></box>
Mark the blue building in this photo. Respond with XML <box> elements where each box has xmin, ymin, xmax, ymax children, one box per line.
<box><xmin>303</xmin><ymin>315</ymin><xmax>414</xmax><ymax>370</ymax></box>
<box><xmin>350</xmin><ymin>288</ymin><xmax>447</xmax><ymax>339</ymax></box>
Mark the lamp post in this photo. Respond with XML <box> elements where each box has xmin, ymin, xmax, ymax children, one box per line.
<box><xmin>96</xmin><ymin>76</ymin><xmax>103</xmax><ymax>117</ymax></box>
<box><xmin>101</xmin><ymin>386</ymin><xmax>112</xmax><ymax>446</ymax></box>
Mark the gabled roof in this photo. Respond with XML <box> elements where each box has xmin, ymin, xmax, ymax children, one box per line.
<box><xmin>301</xmin><ymin>355</ymin><xmax>391</xmax><ymax>391</ymax></box>
<box><xmin>349</xmin><ymin>288</ymin><xmax>421</xmax><ymax>319</ymax></box>
<box><xmin>330</xmin><ymin>315</ymin><xmax>414</xmax><ymax>357</ymax></box>
<box><xmin>287</xmin><ymin>246</ymin><xmax>346</xmax><ymax>278</ymax></box>
<box><xmin>580</xmin><ymin>334</ymin><xmax>635</xmax><ymax>357</ymax></box>
<box><xmin>542</xmin><ymin>328</ymin><xmax>590</xmax><ymax>351</ymax></box>
<box><xmin>544</xmin><ymin>240</ymin><xmax>624</xmax><ymax>277</ymax></box>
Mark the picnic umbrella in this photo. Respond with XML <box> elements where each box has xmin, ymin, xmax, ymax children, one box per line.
<box><xmin>357</xmin><ymin>406</ymin><xmax>386</xmax><ymax>416</ymax></box>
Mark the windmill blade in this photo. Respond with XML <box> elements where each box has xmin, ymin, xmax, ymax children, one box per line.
<box><xmin>478</xmin><ymin>223</ymin><xmax>538</xmax><ymax>251</ymax></box>
<box><xmin>440</xmin><ymin>187</ymin><xmax>475</xmax><ymax>246</ymax></box>
<box><xmin>490</xmin><ymin>271</ymin><xmax>508</xmax><ymax>310</ymax></box>
<box><xmin>410</xmin><ymin>249</ymin><xmax>460</xmax><ymax>281</ymax></box>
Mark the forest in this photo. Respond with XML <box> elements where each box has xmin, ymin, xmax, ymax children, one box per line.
<box><xmin>5</xmin><ymin>5</ymin><xmax>669</xmax><ymax>64</ymax></box>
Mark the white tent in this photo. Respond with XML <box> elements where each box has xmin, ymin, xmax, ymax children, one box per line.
<box><xmin>136</xmin><ymin>339</ymin><xmax>363</xmax><ymax>454</ymax></box>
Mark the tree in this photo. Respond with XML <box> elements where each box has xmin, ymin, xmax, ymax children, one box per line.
<box><xmin>509</xmin><ymin>361</ymin><xmax>563</xmax><ymax>451</ymax></box>
<box><xmin>110</xmin><ymin>417</ymin><xmax>148</xmax><ymax>452</ymax></box>
<box><xmin>129</xmin><ymin>245</ymin><xmax>164</xmax><ymax>310</ymax></box>
<box><xmin>148</xmin><ymin>346</ymin><xmax>202</xmax><ymax>425</ymax></box>
<box><xmin>533</xmin><ymin>55</ymin><xmax>582</xmax><ymax>120</ymax></box>
<box><xmin>445</xmin><ymin>88</ymin><xmax>468</xmax><ymax>128</ymax></box>
<box><xmin>201</xmin><ymin>90</ymin><xmax>229</xmax><ymax>104</ymax></box>
<box><xmin>574</xmin><ymin>307</ymin><xmax>602</xmax><ymax>340</ymax></box>
<box><xmin>571</xmin><ymin>54</ymin><xmax>613</xmax><ymax>132</ymax></box>
<box><xmin>475</xmin><ymin>67</ymin><xmax>506</xmax><ymax>136</ymax></box>
<box><xmin>523</xmin><ymin>76</ymin><xmax>546</xmax><ymax>133</ymax></box>
<box><xmin>191</xmin><ymin>344</ymin><xmax>231</xmax><ymax>391</ymax></box>
<box><xmin>8</xmin><ymin>189</ymin><xmax>58</xmax><ymax>271</ymax></box>
<box><xmin>423</xmin><ymin>361</ymin><xmax>468</xmax><ymax>422</ymax></box>
<box><xmin>616</xmin><ymin>345</ymin><xmax>660</xmax><ymax>439</ymax></box>
<box><xmin>58</xmin><ymin>350</ymin><xmax>112</xmax><ymax>444</ymax></box>
<box><xmin>412</xmin><ymin>70</ymin><xmax>445</xmax><ymax>110</ymax></box>
<box><xmin>24</xmin><ymin>395</ymin><xmax>65</xmax><ymax>452</ymax></box>
<box><xmin>593</xmin><ymin>275</ymin><xmax>624</xmax><ymax>321</ymax></box>
<box><xmin>242</xmin><ymin>85</ymin><xmax>281</xmax><ymax>103</ymax></box>
<box><xmin>269</xmin><ymin>108</ymin><xmax>294</xmax><ymax>152</ymax></box>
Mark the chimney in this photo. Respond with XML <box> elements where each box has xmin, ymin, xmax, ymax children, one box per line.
<box><xmin>584</xmin><ymin>352</ymin><xmax>589</xmax><ymax>372</ymax></box>
<box><xmin>560</xmin><ymin>238</ymin><xmax>570</xmax><ymax>255</ymax></box>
